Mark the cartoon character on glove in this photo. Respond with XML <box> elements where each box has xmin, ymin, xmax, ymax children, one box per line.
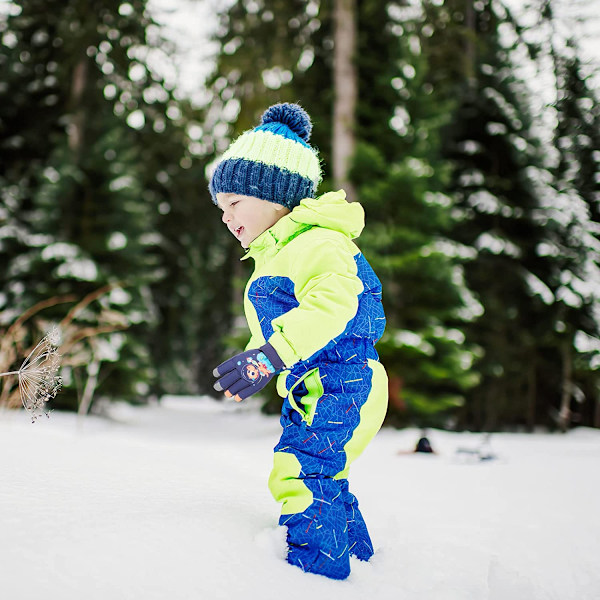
<box><xmin>241</xmin><ymin>353</ymin><xmax>275</xmax><ymax>383</ymax></box>
<box><xmin>212</xmin><ymin>342</ymin><xmax>285</xmax><ymax>402</ymax></box>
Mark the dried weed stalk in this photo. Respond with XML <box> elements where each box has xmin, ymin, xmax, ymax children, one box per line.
<box><xmin>0</xmin><ymin>283</ymin><xmax>129</xmax><ymax>421</ymax></box>
<box><xmin>0</xmin><ymin>328</ymin><xmax>62</xmax><ymax>421</ymax></box>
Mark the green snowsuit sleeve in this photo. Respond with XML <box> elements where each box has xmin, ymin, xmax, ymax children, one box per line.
<box><xmin>267</xmin><ymin>235</ymin><xmax>364</xmax><ymax>367</ymax></box>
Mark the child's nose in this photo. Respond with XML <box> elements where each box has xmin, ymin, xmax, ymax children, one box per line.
<box><xmin>222</xmin><ymin>211</ymin><xmax>230</xmax><ymax>224</ymax></box>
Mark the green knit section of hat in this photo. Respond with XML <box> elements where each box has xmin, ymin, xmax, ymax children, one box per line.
<box><xmin>221</xmin><ymin>130</ymin><xmax>321</xmax><ymax>185</ymax></box>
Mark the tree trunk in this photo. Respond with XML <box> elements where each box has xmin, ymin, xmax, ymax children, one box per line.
<box><xmin>68</xmin><ymin>56</ymin><xmax>88</xmax><ymax>158</ymax></box>
<box><xmin>464</xmin><ymin>0</ymin><xmax>477</xmax><ymax>87</ymax></box>
<box><xmin>557</xmin><ymin>338</ymin><xmax>573</xmax><ymax>432</ymax></box>
<box><xmin>332</xmin><ymin>0</ymin><xmax>357</xmax><ymax>201</ymax></box>
<box><xmin>526</xmin><ymin>352</ymin><xmax>537</xmax><ymax>431</ymax></box>
<box><xmin>78</xmin><ymin>359</ymin><xmax>100</xmax><ymax>418</ymax></box>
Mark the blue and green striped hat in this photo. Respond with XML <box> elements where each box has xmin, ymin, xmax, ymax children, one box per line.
<box><xmin>209</xmin><ymin>103</ymin><xmax>322</xmax><ymax>210</ymax></box>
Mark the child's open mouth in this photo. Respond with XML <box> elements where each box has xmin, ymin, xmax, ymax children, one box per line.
<box><xmin>235</xmin><ymin>226</ymin><xmax>244</xmax><ymax>238</ymax></box>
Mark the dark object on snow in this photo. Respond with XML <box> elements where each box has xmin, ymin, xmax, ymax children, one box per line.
<box><xmin>415</xmin><ymin>436</ymin><xmax>434</xmax><ymax>453</ymax></box>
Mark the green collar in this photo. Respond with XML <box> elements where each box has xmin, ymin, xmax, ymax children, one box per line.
<box><xmin>241</xmin><ymin>212</ymin><xmax>312</xmax><ymax>262</ymax></box>
<box><xmin>240</xmin><ymin>190</ymin><xmax>364</xmax><ymax>263</ymax></box>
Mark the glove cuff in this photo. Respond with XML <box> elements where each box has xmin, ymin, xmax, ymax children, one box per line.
<box><xmin>259</xmin><ymin>342</ymin><xmax>285</xmax><ymax>372</ymax></box>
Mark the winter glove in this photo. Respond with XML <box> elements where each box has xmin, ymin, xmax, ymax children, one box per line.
<box><xmin>212</xmin><ymin>342</ymin><xmax>285</xmax><ymax>402</ymax></box>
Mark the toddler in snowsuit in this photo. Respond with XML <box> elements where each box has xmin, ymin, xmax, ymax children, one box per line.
<box><xmin>209</xmin><ymin>103</ymin><xmax>388</xmax><ymax>580</ymax></box>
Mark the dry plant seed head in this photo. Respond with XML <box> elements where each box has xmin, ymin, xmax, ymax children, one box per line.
<box><xmin>46</xmin><ymin>326</ymin><xmax>61</xmax><ymax>348</ymax></box>
<box><xmin>17</xmin><ymin>327</ymin><xmax>62</xmax><ymax>422</ymax></box>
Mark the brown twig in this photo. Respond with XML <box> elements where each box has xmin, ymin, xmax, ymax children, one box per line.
<box><xmin>1</xmin><ymin>286</ymin><xmax>132</xmax><ymax>417</ymax></box>
<box><xmin>5</xmin><ymin>295</ymin><xmax>77</xmax><ymax>339</ymax></box>
<box><xmin>59</xmin><ymin>282</ymin><xmax>124</xmax><ymax>330</ymax></box>
<box><xmin>59</xmin><ymin>324</ymin><xmax>129</xmax><ymax>357</ymax></box>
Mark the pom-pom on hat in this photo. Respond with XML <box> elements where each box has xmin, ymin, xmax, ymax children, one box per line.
<box><xmin>209</xmin><ymin>103</ymin><xmax>322</xmax><ymax>210</ymax></box>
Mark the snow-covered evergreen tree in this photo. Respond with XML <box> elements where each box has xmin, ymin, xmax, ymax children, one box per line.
<box><xmin>539</xmin><ymin>19</ymin><xmax>600</xmax><ymax>428</ymax></box>
<box><xmin>422</xmin><ymin>0</ymin><xmax>561</xmax><ymax>429</ymax></box>
<box><xmin>0</xmin><ymin>0</ymin><xmax>223</xmax><ymax>409</ymax></box>
<box><xmin>350</xmin><ymin>0</ymin><xmax>479</xmax><ymax>426</ymax></box>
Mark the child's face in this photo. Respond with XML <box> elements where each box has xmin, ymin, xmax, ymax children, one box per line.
<box><xmin>216</xmin><ymin>193</ymin><xmax>290</xmax><ymax>248</ymax></box>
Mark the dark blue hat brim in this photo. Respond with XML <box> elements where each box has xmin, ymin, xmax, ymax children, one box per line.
<box><xmin>209</xmin><ymin>158</ymin><xmax>316</xmax><ymax>210</ymax></box>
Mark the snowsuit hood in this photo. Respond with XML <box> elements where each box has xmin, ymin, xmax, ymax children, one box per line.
<box><xmin>287</xmin><ymin>189</ymin><xmax>364</xmax><ymax>240</ymax></box>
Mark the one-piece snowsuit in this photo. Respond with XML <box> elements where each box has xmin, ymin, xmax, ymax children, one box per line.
<box><xmin>242</xmin><ymin>190</ymin><xmax>388</xmax><ymax>580</ymax></box>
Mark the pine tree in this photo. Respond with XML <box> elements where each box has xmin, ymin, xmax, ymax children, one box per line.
<box><xmin>0</xmin><ymin>0</ymin><xmax>63</xmax><ymax>318</ymax></box>
<box><xmin>424</xmin><ymin>0</ymin><xmax>577</xmax><ymax>429</ymax></box>
<box><xmin>541</xmin><ymin>31</ymin><xmax>600</xmax><ymax>429</ymax></box>
<box><xmin>0</xmin><ymin>0</ymin><xmax>221</xmax><ymax>409</ymax></box>
<box><xmin>348</xmin><ymin>0</ymin><xmax>479</xmax><ymax>426</ymax></box>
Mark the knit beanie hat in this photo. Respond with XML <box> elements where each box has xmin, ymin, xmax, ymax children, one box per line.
<box><xmin>209</xmin><ymin>103</ymin><xmax>322</xmax><ymax>210</ymax></box>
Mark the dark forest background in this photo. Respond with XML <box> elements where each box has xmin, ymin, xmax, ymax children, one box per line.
<box><xmin>1</xmin><ymin>0</ymin><xmax>599</xmax><ymax>431</ymax></box>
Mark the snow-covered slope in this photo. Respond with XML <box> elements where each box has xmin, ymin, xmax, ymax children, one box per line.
<box><xmin>1</xmin><ymin>397</ymin><xmax>598</xmax><ymax>600</ymax></box>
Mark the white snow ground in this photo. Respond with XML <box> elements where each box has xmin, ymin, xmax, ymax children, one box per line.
<box><xmin>1</xmin><ymin>396</ymin><xmax>599</xmax><ymax>600</ymax></box>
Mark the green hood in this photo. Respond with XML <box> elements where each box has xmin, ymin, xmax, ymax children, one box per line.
<box><xmin>243</xmin><ymin>190</ymin><xmax>364</xmax><ymax>261</ymax></box>
<box><xmin>289</xmin><ymin>190</ymin><xmax>364</xmax><ymax>240</ymax></box>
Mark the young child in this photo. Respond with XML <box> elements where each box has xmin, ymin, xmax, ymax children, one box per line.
<box><xmin>209</xmin><ymin>103</ymin><xmax>388</xmax><ymax>580</ymax></box>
